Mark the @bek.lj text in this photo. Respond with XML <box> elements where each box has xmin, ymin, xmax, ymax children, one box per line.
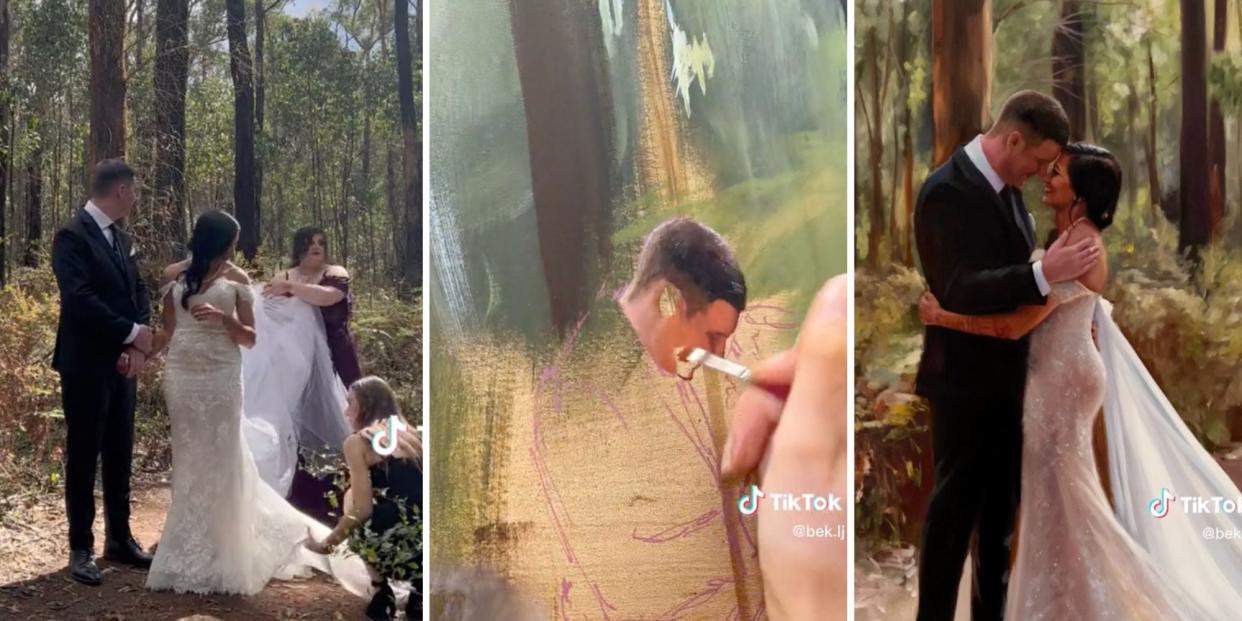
<box><xmin>738</xmin><ymin>485</ymin><xmax>847</xmax><ymax>540</ymax></box>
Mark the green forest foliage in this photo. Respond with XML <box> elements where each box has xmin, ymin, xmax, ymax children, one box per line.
<box><xmin>0</xmin><ymin>1</ymin><xmax>422</xmax><ymax>522</ymax></box>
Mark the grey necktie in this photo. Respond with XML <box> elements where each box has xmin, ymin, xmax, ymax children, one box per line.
<box><xmin>1002</xmin><ymin>187</ymin><xmax>1033</xmax><ymax>248</ymax></box>
<box><xmin>106</xmin><ymin>224</ymin><xmax>124</xmax><ymax>262</ymax></box>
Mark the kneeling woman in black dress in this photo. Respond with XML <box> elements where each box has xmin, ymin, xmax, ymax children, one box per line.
<box><xmin>305</xmin><ymin>377</ymin><xmax>422</xmax><ymax>621</ymax></box>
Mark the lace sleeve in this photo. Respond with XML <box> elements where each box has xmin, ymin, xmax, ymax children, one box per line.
<box><xmin>233</xmin><ymin>281</ymin><xmax>256</xmax><ymax>305</ymax></box>
<box><xmin>159</xmin><ymin>280</ymin><xmax>178</xmax><ymax>300</ymax></box>
<box><xmin>1049</xmin><ymin>280</ymin><xmax>1094</xmax><ymax>306</ymax></box>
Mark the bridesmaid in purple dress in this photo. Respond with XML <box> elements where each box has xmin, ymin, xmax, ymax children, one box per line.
<box><xmin>263</xmin><ymin>227</ymin><xmax>362</xmax><ymax>521</ymax></box>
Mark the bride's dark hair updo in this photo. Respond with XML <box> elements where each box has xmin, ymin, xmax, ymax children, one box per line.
<box><xmin>291</xmin><ymin>226</ymin><xmax>329</xmax><ymax>267</ymax></box>
<box><xmin>1065</xmin><ymin>143</ymin><xmax>1121</xmax><ymax>231</ymax></box>
<box><xmin>181</xmin><ymin>210</ymin><xmax>240</xmax><ymax>310</ymax></box>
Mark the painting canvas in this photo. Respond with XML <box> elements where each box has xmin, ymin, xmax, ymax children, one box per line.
<box><xmin>429</xmin><ymin>0</ymin><xmax>847</xmax><ymax>617</ymax></box>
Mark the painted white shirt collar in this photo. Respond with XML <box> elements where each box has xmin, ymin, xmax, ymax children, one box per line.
<box><xmin>964</xmin><ymin>135</ymin><xmax>1005</xmax><ymax>194</ymax></box>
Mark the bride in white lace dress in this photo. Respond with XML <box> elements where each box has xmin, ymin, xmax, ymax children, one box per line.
<box><xmin>921</xmin><ymin>144</ymin><xmax>1242</xmax><ymax>619</ymax></box>
<box><xmin>145</xmin><ymin>210</ymin><xmax>368</xmax><ymax>596</ymax></box>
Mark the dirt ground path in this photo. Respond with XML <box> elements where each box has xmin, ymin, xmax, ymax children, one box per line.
<box><xmin>0</xmin><ymin>480</ymin><xmax>367</xmax><ymax>621</ymax></box>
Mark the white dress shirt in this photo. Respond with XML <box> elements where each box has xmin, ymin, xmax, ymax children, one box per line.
<box><xmin>84</xmin><ymin>201</ymin><xmax>142</xmax><ymax>346</ymax></box>
<box><xmin>963</xmin><ymin>135</ymin><xmax>1052</xmax><ymax>297</ymax></box>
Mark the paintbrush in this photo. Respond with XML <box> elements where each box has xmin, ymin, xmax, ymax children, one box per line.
<box><xmin>678</xmin><ymin>347</ymin><xmax>753</xmax><ymax>383</ymax></box>
<box><xmin>677</xmin><ymin>346</ymin><xmax>793</xmax><ymax>401</ymax></box>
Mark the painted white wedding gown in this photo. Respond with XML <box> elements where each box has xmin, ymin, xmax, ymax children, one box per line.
<box><xmin>145</xmin><ymin>279</ymin><xmax>368</xmax><ymax>596</ymax></box>
<box><xmin>1006</xmin><ymin>280</ymin><xmax>1242</xmax><ymax>619</ymax></box>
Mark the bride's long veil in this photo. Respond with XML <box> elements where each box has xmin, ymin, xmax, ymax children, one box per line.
<box><xmin>1096</xmin><ymin>299</ymin><xmax>1242</xmax><ymax>616</ymax></box>
<box><xmin>240</xmin><ymin>285</ymin><xmax>352</xmax><ymax>495</ymax></box>
<box><xmin>238</xmin><ymin>284</ymin><xmax>370</xmax><ymax>596</ymax></box>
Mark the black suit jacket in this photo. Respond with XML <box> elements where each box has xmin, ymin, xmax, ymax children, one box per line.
<box><xmin>52</xmin><ymin>208</ymin><xmax>152</xmax><ymax>376</ymax></box>
<box><xmin>914</xmin><ymin>147</ymin><xmax>1047</xmax><ymax>403</ymax></box>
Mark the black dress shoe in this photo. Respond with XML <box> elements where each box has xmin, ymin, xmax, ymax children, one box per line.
<box><xmin>365</xmin><ymin>580</ymin><xmax>396</xmax><ymax>621</ymax></box>
<box><xmin>103</xmin><ymin>537</ymin><xmax>153</xmax><ymax>569</ymax></box>
<box><xmin>69</xmin><ymin>550</ymin><xmax>102</xmax><ymax>586</ymax></box>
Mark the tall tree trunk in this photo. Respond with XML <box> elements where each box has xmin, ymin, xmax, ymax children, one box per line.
<box><xmin>1052</xmin><ymin>0</ymin><xmax>1087</xmax><ymax>141</ymax></box>
<box><xmin>507</xmin><ymin>0</ymin><xmax>615</xmax><ymax>331</ymax></box>
<box><xmin>931</xmin><ymin>0</ymin><xmax>992</xmax><ymax>167</ymax></box>
<box><xmin>900</xmin><ymin>3</ymin><xmax>916</xmax><ymax>266</ymax></box>
<box><xmin>254</xmin><ymin>0</ymin><xmax>265</xmax><ymax>248</ymax></box>
<box><xmin>338</xmin><ymin>117</ymin><xmax>355</xmax><ymax>266</ymax></box>
<box><xmin>226</xmin><ymin>0</ymin><xmax>258</xmax><ymax>260</ymax></box>
<box><xmin>153</xmin><ymin>0</ymin><xmax>190</xmax><ymax>259</ymax></box>
<box><xmin>0</xmin><ymin>0</ymin><xmax>9</xmax><ymax>286</ymax></box>
<box><xmin>135</xmin><ymin>0</ymin><xmax>147</xmax><ymax>67</ymax></box>
<box><xmin>387</xmin><ymin>142</ymin><xmax>399</xmax><ymax>279</ymax></box>
<box><xmin>24</xmin><ymin>151</ymin><xmax>42</xmax><ymax>267</ymax></box>
<box><xmin>1146</xmin><ymin>41</ymin><xmax>1163</xmax><ymax>221</ymax></box>
<box><xmin>395</xmin><ymin>0</ymin><xmax>421</xmax><ymax>292</ymax></box>
<box><xmin>1209</xmin><ymin>0</ymin><xmax>1227</xmax><ymax>239</ymax></box>
<box><xmin>360</xmin><ymin>96</ymin><xmax>374</xmax><ymax>282</ymax></box>
<box><xmin>1235</xmin><ymin>0</ymin><xmax>1242</xmax><ymax>242</ymax></box>
<box><xmin>52</xmin><ymin>102</ymin><xmax>63</xmax><ymax>231</ymax></box>
<box><xmin>1127</xmin><ymin>84</ymin><xmax>1141</xmax><ymax>237</ymax></box>
<box><xmin>1180</xmin><ymin>0</ymin><xmax>1211</xmax><ymax>260</ymax></box>
<box><xmin>89</xmin><ymin>0</ymin><xmax>127</xmax><ymax>169</ymax></box>
<box><xmin>865</xmin><ymin>26</ymin><xmax>885</xmax><ymax>269</ymax></box>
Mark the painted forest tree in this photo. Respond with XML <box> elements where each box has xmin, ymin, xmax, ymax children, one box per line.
<box><xmin>1146</xmin><ymin>38</ymin><xmax>1163</xmax><ymax>221</ymax></box>
<box><xmin>507</xmin><ymin>0</ymin><xmax>614</xmax><ymax>332</ymax></box>
<box><xmin>395</xmin><ymin>0</ymin><xmax>420</xmax><ymax>291</ymax></box>
<box><xmin>1052</xmin><ymin>0</ymin><xmax>1087</xmax><ymax>141</ymax></box>
<box><xmin>1181</xmin><ymin>0</ymin><xmax>1211</xmax><ymax>258</ymax></box>
<box><xmin>88</xmin><ymin>0</ymin><xmax>126</xmax><ymax>168</ymax></box>
<box><xmin>152</xmin><ymin>0</ymin><xmax>190</xmax><ymax>258</ymax></box>
<box><xmin>0</xmin><ymin>0</ymin><xmax>9</xmax><ymax>285</ymax></box>
<box><xmin>226</xmin><ymin>0</ymin><xmax>258</xmax><ymax>260</ymax></box>
<box><xmin>895</xmin><ymin>0</ymin><xmax>919</xmax><ymax>266</ymax></box>
<box><xmin>861</xmin><ymin>2</ymin><xmax>892</xmax><ymax>270</ymax></box>
<box><xmin>1210</xmin><ymin>0</ymin><xmax>1228</xmax><ymax>237</ymax></box>
<box><xmin>931</xmin><ymin>0</ymin><xmax>991</xmax><ymax>167</ymax></box>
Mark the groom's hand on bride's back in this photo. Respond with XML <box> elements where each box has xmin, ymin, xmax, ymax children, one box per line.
<box><xmin>1041</xmin><ymin>228</ymin><xmax>1101</xmax><ymax>284</ymax></box>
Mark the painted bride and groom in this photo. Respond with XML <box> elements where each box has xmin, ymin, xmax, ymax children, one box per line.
<box><xmin>52</xmin><ymin>159</ymin><xmax>418</xmax><ymax>614</ymax></box>
<box><xmin>913</xmin><ymin>90</ymin><xmax>1242</xmax><ymax>620</ymax></box>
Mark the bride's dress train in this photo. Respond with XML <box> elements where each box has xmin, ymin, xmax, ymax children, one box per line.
<box><xmin>1096</xmin><ymin>296</ymin><xmax>1242</xmax><ymax>618</ymax></box>
<box><xmin>1005</xmin><ymin>281</ymin><xmax>1222</xmax><ymax>620</ymax></box>
<box><xmin>145</xmin><ymin>279</ymin><xmax>368</xmax><ymax>596</ymax></box>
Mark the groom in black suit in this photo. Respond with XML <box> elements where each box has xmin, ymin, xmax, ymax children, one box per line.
<box><xmin>52</xmin><ymin>159</ymin><xmax>155</xmax><ymax>585</ymax></box>
<box><xmin>913</xmin><ymin>91</ymin><xmax>1099</xmax><ymax>621</ymax></box>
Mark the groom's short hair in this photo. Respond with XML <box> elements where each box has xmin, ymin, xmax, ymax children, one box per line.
<box><xmin>989</xmin><ymin>90</ymin><xmax>1070</xmax><ymax>147</ymax></box>
<box><xmin>91</xmin><ymin>158</ymin><xmax>136</xmax><ymax>197</ymax></box>
<box><xmin>625</xmin><ymin>217</ymin><xmax>747</xmax><ymax>314</ymax></box>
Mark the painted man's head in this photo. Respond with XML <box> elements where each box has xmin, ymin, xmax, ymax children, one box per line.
<box><xmin>619</xmin><ymin>217</ymin><xmax>747</xmax><ymax>380</ymax></box>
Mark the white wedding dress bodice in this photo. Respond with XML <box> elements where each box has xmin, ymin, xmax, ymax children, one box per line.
<box><xmin>146</xmin><ymin>278</ymin><xmax>368</xmax><ymax>596</ymax></box>
<box><xmin>1005</xmin><ymin>280</ymin><xmax>1211</xmax><ymax>619</ymax></box>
